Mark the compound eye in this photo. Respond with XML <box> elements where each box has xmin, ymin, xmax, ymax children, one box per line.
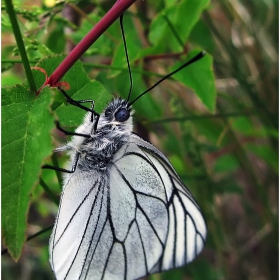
<box><xmin>115</xmin><ymin>108</ymin><xmax>130</xmax><ymax>122</ymax></box>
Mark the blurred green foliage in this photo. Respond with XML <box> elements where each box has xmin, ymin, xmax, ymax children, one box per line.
<box><xmin>2</xmin><ymin>0</ymin><xmax>278</xmax><ymax>279</ymax></box>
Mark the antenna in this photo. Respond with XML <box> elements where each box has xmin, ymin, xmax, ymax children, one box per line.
<box><xmin>120</xmin><ymin>14</ymin><xmax>133</xmax><ymax>102</ymax></box>
<box><xmin>128</xmin><ymin>51</ymin><xmax>206</xmax><ymax>106</ymax></box>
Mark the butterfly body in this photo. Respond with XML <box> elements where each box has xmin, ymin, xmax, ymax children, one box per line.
<box><xmin>49</xmin><ymin>97</ymin><xmax>207</xmax><ymax>280</ymax></box>
<box><xmin>60</xmin><ymin>98</ymin><xmax>132</xmax><ymax>172</ymax></box>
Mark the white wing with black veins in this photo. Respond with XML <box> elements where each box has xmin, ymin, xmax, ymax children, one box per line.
<box><xmin>49</xmin><ymin>133</ymin><xmax>207</xmax><ymax>280</ymax></box>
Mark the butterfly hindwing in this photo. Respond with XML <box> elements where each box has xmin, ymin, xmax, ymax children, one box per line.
<box><xmin>126</xmin><ymin>134</ymin><xmax>207</xmax><ymax>271</ymax></box>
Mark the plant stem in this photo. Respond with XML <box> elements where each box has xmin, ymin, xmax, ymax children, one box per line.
<box><xmin>4</xmin><ymin>0</ymin><xmax>37</xmax><ymax>93</ymax></box>
<box><xmin>45</xmin><ymin>0</ymin><xmax>136</xmax><ymax>88</ymax></box>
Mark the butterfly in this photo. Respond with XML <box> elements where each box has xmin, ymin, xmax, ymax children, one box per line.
<box><xmin>44</xmin><ymin>15</ymin><xmax>207</xmax><ymax>280</ymax></box>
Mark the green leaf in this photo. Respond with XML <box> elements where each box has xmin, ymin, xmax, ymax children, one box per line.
<box><xmin>32</xmin><ymin>54</ymin><xmax>113</xmax><ymax>128</ymax></box>
<box><xmin>149</xmin><ymin>0</ymin><xmax>210</xmax><ymax>52</ymax></box>
<box><xmin>172</xmin><ymin>50</ymin><xmax>216</xmax><ymax>112</ymax></box>
<box><xmin>2</xmin><ymin>85</ymin><xmax>55</xmax><ymax>260</ymax></box>
<box><xmin>1</xmin><ymin>70</ymin><xmax>23</xmax><ymax>87</ymax></box>
<box><xmin>213</xmin><ymin>154</ymin><xmax>239</xmax><ymax>173</ymax></box>
<box><xmin>45</xmin><ymin>24</ymin><xmax>66</xmax><ymax>54</ymax></box>
<box><xmin>189</xmin><ymin>19</ymin><xmax>215</xmax><ymax>54</ymax></box>
<box><xmin>232</xmin><ymin>116</ymin><xmax>255</xmax><ymax>135</ymax></box>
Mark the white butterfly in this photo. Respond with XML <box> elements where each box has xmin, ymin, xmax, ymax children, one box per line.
<box><xmin>47</xmin><ymin>91</ymin><xmax>207</xmax><ymax>279</ymax></box>
<box><xmin>45</xmin><ymin>13</ymin><xmax>206</xmax><ymax>279</ymax></box>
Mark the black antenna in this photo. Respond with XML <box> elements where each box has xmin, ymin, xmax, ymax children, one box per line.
<box><xmin>128</xmin><ymin>51</ymin><xmax>206</xmax><ymax>106</ymax></box>
<box><xmin>120</xmin><ymin>14</ymin><xmax>133</xmax><ymax>102</ymax></box>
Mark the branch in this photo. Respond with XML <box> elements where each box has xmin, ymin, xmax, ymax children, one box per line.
<box><xmin>44</xmin><ymin>0</ymin><xmax>137</xmax><ymax>89</ymax></box>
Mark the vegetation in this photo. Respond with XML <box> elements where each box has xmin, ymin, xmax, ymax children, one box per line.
<box><xmin>2</xmin><ymin>0</ymin><xmax>278</xmax><ymax>279</ymax></box>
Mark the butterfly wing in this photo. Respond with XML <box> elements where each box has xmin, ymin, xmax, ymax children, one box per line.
<box><xmin>113</xmin><ymin>133</ymin><xmax>207</xmax><ymax>277</ymax></box>
<box><xmin>49</xmin><ymin>134</ymin><xmax>206</xmax><ymax>280</ymax></box>
<box><xmin>49</xmin><ymin>171</ymin><xmax>112</xmax><ymax>280</ymax></box>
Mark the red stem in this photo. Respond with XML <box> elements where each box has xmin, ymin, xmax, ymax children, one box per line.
<box><xmin>44</xmin><ymin>0</ymin><xmax>136</xmax><ymax>88</ymax></box>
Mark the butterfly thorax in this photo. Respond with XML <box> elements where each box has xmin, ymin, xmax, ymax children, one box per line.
<box><xmin>76</xmin><ymin>98</ymin><xmax>132</xmax><ymax>171</ymax></box>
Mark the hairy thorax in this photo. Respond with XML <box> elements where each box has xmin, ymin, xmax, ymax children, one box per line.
<box><xmin>77</xmin><ymin>124</ymin><xmax>130</xmax><ymax>171</ymax></box>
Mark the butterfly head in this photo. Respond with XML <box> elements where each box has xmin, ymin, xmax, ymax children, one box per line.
<box><xmin>104</xmin><ymin>98</ymin><xmax>131</xmax><ymax>121</ymax></box>
<box><xmin>97</xmin><ymin>98</ymin><xmax>133</xmax><ymax>133</ymax></box>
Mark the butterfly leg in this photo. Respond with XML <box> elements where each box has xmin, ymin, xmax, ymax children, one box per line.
<box><xmin>43</xmin><ymin>151</ymin><xmax>80</xmax><ymax>173</ymax></box>
<box><xmin>57</xmin><ymin>86</ymin><xmax>101</xmax><ymax>130</ymax></box>
<box><xmin>73</xmin><ymin>99</ymin><xmax>96</xmax><ymax>122</ymax></box>
<box><xmin>55</xmin><ymin>121</ymin><xmax>90</xmax><ymax>138</ymax></box>
<box><xmin>57</xmin><ymin>86</ymin><xmax>98</xmax><ymax>122</ymax></box>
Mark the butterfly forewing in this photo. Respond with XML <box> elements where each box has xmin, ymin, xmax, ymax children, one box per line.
<box><xmin>50</xmin><ymin>174</ymin><xmax>109</xmax><ymax>279</ymax></box>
